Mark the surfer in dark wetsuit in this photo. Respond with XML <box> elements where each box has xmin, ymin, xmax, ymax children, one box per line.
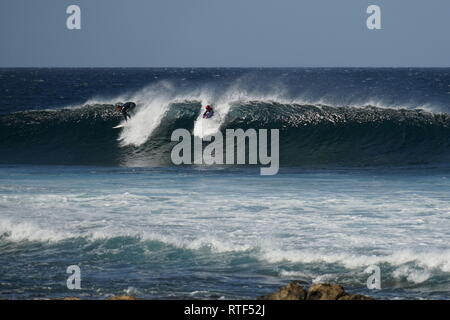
<box><xmin>115</xmin><ymin>102</ymin><xmax>136</xmax><ymax>121</ymax></box>
<box><xmin>202</xmin><ymin>105</ymin><xmax>214</xmax><ymax>119</ymax></box>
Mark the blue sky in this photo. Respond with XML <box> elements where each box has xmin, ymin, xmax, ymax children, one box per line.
<box><xmin>1</xmin><ymin>0</ymin><xmax>449</xmax><ymax>67</ymax></box>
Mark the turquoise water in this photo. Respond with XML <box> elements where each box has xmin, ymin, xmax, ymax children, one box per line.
<box><xmin>1</xmin><ymin>165</ymin><xmax>449</xmax><ymax>299</ymax></box>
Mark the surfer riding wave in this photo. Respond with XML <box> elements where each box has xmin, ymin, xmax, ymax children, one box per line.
<box><xmin>202</xmin><ymin>105</ymin><xmax>214</xmax><ymax>119</ymax></box>
<box><xmin>115</xmin><ymin>102</ymin><xmax>136</xmax><ymax>121</ymax></box>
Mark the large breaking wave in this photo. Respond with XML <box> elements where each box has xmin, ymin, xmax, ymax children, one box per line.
<box><xmin>1</xmin><ymin>84</ymin><xmax>450</xmax><ymax>167</ymax></box>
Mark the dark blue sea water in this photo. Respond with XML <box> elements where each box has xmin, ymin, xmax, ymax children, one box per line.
<box><xmin>1</xmin><ymin>68</ymin><xmax>450</xmax><ymax>299</ymax></box>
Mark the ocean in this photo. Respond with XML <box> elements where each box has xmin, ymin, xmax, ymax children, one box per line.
<box><xmin>0</xmin><ymin>68</ymin><xmax>450</xmax><ymax>299</ymax></box>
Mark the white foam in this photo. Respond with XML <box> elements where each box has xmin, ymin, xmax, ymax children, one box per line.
<box><xmin>0</xmin><ymin>218</ymin><xmax>73</xmax><ymax>243</ymax></box>
<box><xmin>140</xmin><ymin>232</ymin><xmax>253</xmax><ymax>253</ymax></box>
<box><xmin>393</xmin><ymin>266</ymin><xmax>431</xmax><ymax>284</ymax></box>
<box><xmin>2</xmin><ymin>171</ymin><xmax>450</xmax><ymax>285</ymax></box>
<box><xmin>279</xmin><ymin>270</ymin><xmax>315</xmax><ymax>278</ymax></box>
<box><xmin>259</xmin><ymin>248</ymin><xmax>450</xmax><ymax>273</ymax></box>
<box><xmin>312</xmin><ymin>274</ymin><xmax>336</xmax><ymax>284</ymax></box>
<box><xmin>124</xmin><ymin>286</ymin><xmax>142</xmax><ymax>296</ymax></box>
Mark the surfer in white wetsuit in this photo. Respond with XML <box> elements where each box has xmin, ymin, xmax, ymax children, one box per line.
<box><xmin>115</xmin><ymin>102</ymin><xmax>136</xmax><ymax>121</ymax></box>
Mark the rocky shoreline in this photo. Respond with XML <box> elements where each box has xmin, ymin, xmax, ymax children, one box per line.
<box><xmin>46</xmin><ymin>282</ymin><xmax>373</xmax><ymax>300</ymax></box>
<box><xmin>258</xmin><ymin>281</ymin><xmax>373</xmax><ymax>300</ymax></box>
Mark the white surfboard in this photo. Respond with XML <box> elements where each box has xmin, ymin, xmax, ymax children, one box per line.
<box><xmin>113</xmin><ymin>124</ymin><xmax>125</xmax><ymax>129</ymax></box>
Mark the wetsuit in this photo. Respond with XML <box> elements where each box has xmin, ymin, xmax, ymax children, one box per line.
<box><xmin>121</xmin><ymin>102</ymin><xmax>136</xmax><ymax>121</ymax></box>
<box><xmin>203</xmin><ymin>109</ymin><xmax>214</xmax><ymax>119</ymax></box>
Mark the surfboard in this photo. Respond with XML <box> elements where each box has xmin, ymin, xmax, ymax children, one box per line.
<box><xmin>113</xmin><ymin>124</ymin><xmax>125</xmax><ymax>129</ymax></box>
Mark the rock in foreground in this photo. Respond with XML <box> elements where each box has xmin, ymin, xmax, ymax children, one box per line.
<box><xmin>259</xmin><ymin>281</ymin><xmax>307</xmax><ymax>300</ymax></box>
<box><xmin>307</xmin><ymin>283</ymin><xmax>346</xmax><ymax>300</ymax></box>
<box><xmin>259</xmin><ymin>282</ymin><xmax>374</xmax><ymax>300</ymax></box>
